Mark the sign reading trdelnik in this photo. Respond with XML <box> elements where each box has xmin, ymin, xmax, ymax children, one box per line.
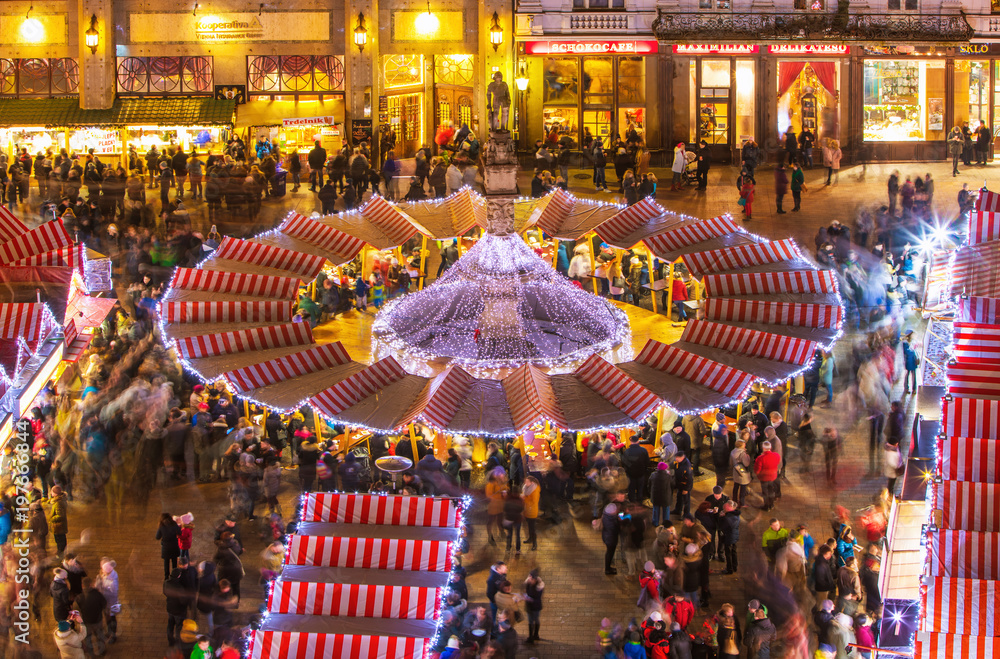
<box><xmin>129</xmin><ymin>12</ymin><xmax>329</xmax><ymax>43</ymax></box>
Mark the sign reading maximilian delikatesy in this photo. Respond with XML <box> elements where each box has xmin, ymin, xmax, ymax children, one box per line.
<box><xmin>129</xmin><ymin>12</ymin><xmax>329</xmax><ymax>43</ymax></box>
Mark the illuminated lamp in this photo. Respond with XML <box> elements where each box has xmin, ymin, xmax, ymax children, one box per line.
<box><xmin>414</xmin><ymin>1</ymin><xmax>439</xmax><ymax>35</ymax></box>
<box><xmin>353</xmin><ymin>12</ymin><xmax>368</xmax><ymax>53</ymax></box>
<box><xmin>85</xmin><ymin>14</ymin><xmax>99</xmax><ymax>54</ymax></box>
<box><xmin>489</xmin><ymin>11</ymin><xmax>503</xmax><ymax>52</ymax></box>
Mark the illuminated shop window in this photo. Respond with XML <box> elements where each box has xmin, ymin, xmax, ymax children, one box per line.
<box><xmin>0</xmin><ymin>58</ymin><xmax>79</xmax><ymax>97</ymax></box>
<box><xmin>384</xmin><ymin>55</ymin><xmax>424</xmax><ymax>89</ymax></box>
<box><xmin>246</xmin><ymin>56</ymin><xmax>345</xmax><ymax>95</ymax></box>
<box><xmin>117</xmin><ymin>57</ymin><xmax>213</xmax><ymax>95</ymax></box>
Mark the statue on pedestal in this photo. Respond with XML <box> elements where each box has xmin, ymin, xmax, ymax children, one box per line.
<box><xmin>487</xmin><ymin>72</ymin><xmax>511</xmax><ymax>133</ymax></box>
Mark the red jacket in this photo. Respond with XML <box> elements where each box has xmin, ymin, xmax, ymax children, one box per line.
<box><xmin>671</xmin><ymin>278</ymin><xmax>689</xmax><ymax>302</ymax></box>
<box><xmin>664</xmin><ymin>598</ymin><xmax>695</xmax><ymax>630</ymax></box>
<box><xmin>178</xmin><ymin>526</ymin><xmax>193</xmax><ymax>550</ymax></box>
<box><xmin>754</xmin><ymin>450</ymin><xmax>781</xmax><ymax>482</ymax></box>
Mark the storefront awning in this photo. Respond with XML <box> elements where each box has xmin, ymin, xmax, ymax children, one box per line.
<box><xmin>0</xmin><ymin>97</ymin><xmax>235</xmax><ymax>128</ymax></box>
<box><xmin>235</xmin><ymin>99</ymin><xmax>345</xmax><ymax>129</ymax></box>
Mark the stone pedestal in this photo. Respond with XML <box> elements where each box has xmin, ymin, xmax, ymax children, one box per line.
<box><xmin>482</xmin><ymin>131</ymin><xmax>519</xmax><ymax>235</ymax></box>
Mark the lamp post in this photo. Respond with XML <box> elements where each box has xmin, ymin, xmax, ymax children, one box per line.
<box><xmin>515</xmin><ymin>65</ymin><xmax>529</xmax><ymax>149</ymax></box>
<box><xmin>353</xmin><ymin>12</ymin><xmax>368</xmax><ymax>53</ymax></box>
<box><xmin>489</xmin><ymin>12</ymin><xmax>503</xmax><ymax>52</ymax></box>
<box><xmin>85</xmin><ymin>14</ymin><xmax>99</xmax><ymax>54</ymax></box>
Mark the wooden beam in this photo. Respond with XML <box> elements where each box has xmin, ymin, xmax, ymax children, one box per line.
<box><xmin>665</xmin><ymin>260</ymin><xmax>675</xmax><ymax>319</ymax></box>
<box><xmin>418</xmin><ymin>234</ymin><xmax>428</xmax><ymax>290</ymax></box>
<box><xmin>645</xmin><ymin>247</ymin><xmax>658</xmax><ymax>314</ymax></box>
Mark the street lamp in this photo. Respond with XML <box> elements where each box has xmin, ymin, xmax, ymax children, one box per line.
<box><xmin>489</xmin><ymin>12</ymin><xmax>503</xmax><ymax>52</ymax></box>
<box><xmin>515</xmin><ymin>65</ymin><xmax>529</xmax><ymax>92</ymax></box>
<box><xmin>85</xmin><ymin>14</ymin><xmax>99</xmax><ymax>54</ymax></box>
<box><xmin>353</xmin><ymin>12</ymin><xmax>368</xmax><ymax>53</ymax></box>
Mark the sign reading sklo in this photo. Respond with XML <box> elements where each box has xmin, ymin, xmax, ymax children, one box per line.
<box><xmin>768</xmin><ymin>44</ymin><xmax>848</xmax><ymax>55</ymax></box>
<box><xmin>525</xmin><ymin>40</ymin><xmax>659</xmax><ymax>55</ymax></box>
<box><xmin>283</xmin><ymin>116</ymin><xmax>337</xmax><ymax>128</ymax></box>
<box><xmin>673</xmin><ymin>44</ymin><xmax>757</xmax><ymax>54</ymax></box>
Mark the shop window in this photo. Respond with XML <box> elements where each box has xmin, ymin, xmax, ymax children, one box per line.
<box><xmin>544</xmin><ymin>58</ymin><xmax>579</xmax><ymax>104</ymax></box>
<box><xmin>383</xmin><ymin>55</ymin><xmax>424</xmax><ymax>90</ymax></box>
<box><xmin>618</xmin><ymin>57</ymin><xmax>645</xmax><ymax>105</ymax></box>
<box><xmin>619</xmin><ymin>108</ymin><xmax>645</xmax><ymax>143</ymax></box>
<box><xmin>887</xmin><ymin>0</ymin><xmax>918</xmax><ymax>10</ymax></box>
<box><xmin>116</xmin><ymin>57</ymin><xmax>213</xmax><ymax>95</ymax></box>
<box><xmin>735</xmin><ymin>60</ymin><xmax>756</xmax><ymax>144</ymax></box>
<box><xmin>583</xmin><ymin>110</ymin><xmax>612</xmax><ymax>142</ymax></box>
<box><xmin>699</xmin><ymin>0</ymin><xmax>731</xmax><ymax>9</ymax></box>
<box><xmin>573</xmin><ymin>0</ymin><xmax>626</xmax><ymax>8</ymax></box>
<box><xmin>435</xmin><ymin>55</ymin><xmax>474</xmax><ymax>86</ymax></box>
<box><xmin>0</xmin><ymin>58</ymin><xmax>78</xmax><ymax>98</ymax></box>
<box><xmin>583</xmin><ymin>58</ymin><xmax>613</xmax><ymax>106</ymax></box>
<box><xmin>993</xmin><ymin>61</ymin><xmax>1000</xmax><ymax>138</ymax></box>
<box><xmin>543</xmin><ymin>108</ymin><xmax>579</xmax><ymax>144</ymax></box>
<box><xmin>246</xmin><ymin>56</ymin><xmax>345</xmax><ymax>95</ymax></box>
<box><xmin>955</xmin><ymin>60</ymin><xmax>989</xmax><ymax>131</ymax></box>
<box><xmin>793</xmin><ymin>0</ymin><xmax>825</xmax><ymax>9</ymax></box>
<box><xmin>863</xmin><ymin>59</ymin><xmax>945</xmax><ymax>141</ymax></box>
<box><xmin>777</xmin><ymin>61</ymin><xmax>839</xmax><ymax>143</ymax></box>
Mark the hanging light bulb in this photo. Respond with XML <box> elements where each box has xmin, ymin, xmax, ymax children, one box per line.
<box><xmin>414</xmin><ymin>0</ymin><xmax>438</xmax><ymax>35</ymax></box>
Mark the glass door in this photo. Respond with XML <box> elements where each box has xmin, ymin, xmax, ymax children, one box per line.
<box><xmin>698</xmin><ymin>59</ymin><xmax>732</xmax><ymax>161</ymax></box>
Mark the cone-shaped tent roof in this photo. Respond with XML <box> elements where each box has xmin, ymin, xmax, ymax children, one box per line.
<box><xmin>371</xmin><ymin>232</ymin><xmax>631</xmax><ymax>374</ymax></box>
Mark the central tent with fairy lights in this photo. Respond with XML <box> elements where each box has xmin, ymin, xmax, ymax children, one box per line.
<box><xmin>157</xmin><ymin>187</ymin><xmax>844</xmax><ymax>436</ymax></box>
<box><xmin>371</xmin><ymin>231</ymin><xmax>631</xmax><ymax>376</ymax></box>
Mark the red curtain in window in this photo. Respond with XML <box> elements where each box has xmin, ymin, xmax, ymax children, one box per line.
<box><xmin>809</xmin><ymin>62</ymin><xmax>838</xmax><ymax>97</ymax></box>
<box><xmin>777</xmin><ymin>61</ymin><xmax>806</xmax><ymax>98</ymax></box>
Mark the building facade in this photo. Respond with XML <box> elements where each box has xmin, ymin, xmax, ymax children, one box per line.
<box><xmin>0</xmin><ymin>0</ymin><xmax>513</xmax><ymax>162</ymax></box>
<box><xmin>515</xmin><ymin>0</ymin><xmax>1000</xmax><ymax>163</ymax></box>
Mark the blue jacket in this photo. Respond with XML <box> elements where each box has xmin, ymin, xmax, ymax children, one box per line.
<box><xmin>902</xmin><ymin>341</ymin><xmax>918</xmax><ymax>371</ymax></box>
<box><xmin>0</xmin><ymin>509</ymin><xmax>11</xmax><ymax>545</ymax></box>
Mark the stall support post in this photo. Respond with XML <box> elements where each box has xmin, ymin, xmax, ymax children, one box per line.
<box><xmin>736</xmin><ymin>401</ymin><xmax>743</xmax><ymax>423</ymax></box>
<box><xmin>64</xmin><ymin>129</ymin><xmax>70</xmax><ymax>155</ymax></box>
<box><xmin>665</xmin><ymin>260</ymin><xmax>675</xmax><ymax>319</ymax></box>
<box><xmin>418</xmin><ymin>235</ymin><xmax>428</xmax><ymax>290</ymax></box>
<box><xmin>783</xmin><ymin>378</ymin><xmax>792</xmax><ymax>420</ymax></box>
<box><xmin>655</xmin><ymin>407</ymin><xmax>664</xmax><ymax>449</ymax></box>
<box><xmin>551</xmin><ymin>238</ymin><xmax>559</xmax><ymax>269</ymax></box>
<box><xmin>408</xmin><ymin>424</ymin><xmax>420</xmax><ymax>461</ymax></box>
<box><xmin>645</xmin><ymin>248</ymin><xmax>658</xmax><ymax>313</ymax></box>
<box><xmin>314</xmin><ymin>411</ymin><xmax>323</xmax><ymax>442</ymax></box>
<box><xmin>587</xmin><ymin>235</ymin><xmax>599</xmax><ymax>295</ymax></box>
<box><xmin>243</xmin><ymin>399</ymin><xmax>250</xmax><ymax>420</ymax></box>
<box><xmin>119</xmin><ymin>128</ymin><xmax>128</xmax><ymax>168</ymax></box>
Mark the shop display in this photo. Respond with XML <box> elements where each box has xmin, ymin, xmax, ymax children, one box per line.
<box><xmin>863</xmin><ymin>59</ymin><xmax>945</xmax><ymax>142</ymax></box>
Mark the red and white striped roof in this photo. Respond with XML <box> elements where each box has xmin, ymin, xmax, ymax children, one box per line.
<box><xmin>527</xmin><ymin>188</ymin><xmax>621</xmax><ymax>239</ymax></box>
<box><xmin>959</xmin><ymin>297</ymin><xmax>1000</xmax><ymax>325</ymax></box>
<box><xmin>969</xmin><ymin>209</ymin><xmax>1000</xmax><ymax>247</ymax></box>
<box><xmin>287</xmin><ymin>535</ymin><xmax>453</xmax><ymax>572</ymax></box>
<box><xmin>929</xmin><ymin>529</ymin><xmax>1000</xmax><ymax>580</ymax></box>
<box><xmin>923</xmin><ymin>577</ymin><xmax>1000</xmax><ymax>636</ymax></box>
<box><xmin>940</xmin><ymin>481</ymin><xmax>1000</xmax><ymax>532</ymax></box>
<box><xmin>594</xmin><ymin>197</ymin><xmax>666</xmax><ymax>247</ymax></box>
<box><xmin>0</xmin><ymin>303</ymin><xmax>53</xmax><ymax>341</ymax></box>
<box><xmin>953</xmin><ymin>322</ymin><xmax>1000</xmax><ymax>364</ymax></box>
<box><xmin>160</xmin><ymin>300</ymin><xmax>293</xmax><ymax>324</ymax></box>
<box><xmin>943</xmin><ymin>397</ymin><xmax>1000</xmax><ymax>439</ymax></box>
<box><xmin>310</xmin><ymin>357</ymin><xmax>407</xmax><ymax>417</ymax></box>
<box><xmin>502</xmin><ymin>364</ymin><xmax>566</xmax><ymax>432</ymax></box>
<box><xmin>250</xmin><ymin>631</ymin><xmax>428</xmax><ymax>659</ymax></box>
<box><xmin>952</xmin><ymin>242</ymin><xmax>1000</xmax><ymax>299</ymax></box>
<box><xmin>268</xmin><ymin>581</ymin><xmax>441</xmax><ymax>620</ymax></box>
<box><xmin>169</xmin><ymin>268</ymin><xmax>301</xmax><ymax>299</ymax></box>
<box><xmin>644</xmin><ymin>215</ymin><xmax>745</xmax><ymax>257</ymax></box>
<box><xmin>633</xmin><ymin>340</ymin><xmax>754</xmax><ymax>400</ymax></box>
<box><xmin>683</xmin><ymin>238</ymin><xmax>801</xmax><ymax>277</ymax></box>
<box><xmin>420</xmin><ymin>366</ymin><xmax>476</xmax><ymax>429</ymax></box>
<box><xmin>175</xmin><ymin>322</ymin><xmax>314</xmax><ymax>360</ymax></box>
<box><xmin>704</xmin><ymin>298</ymin><xmax>843</xmax><ymax>330</ymax></box>
<box><xmin>224</xmin><ymin>341</ymin><xmax>352</xmax><ymax>393</ymax></box>
<box><xmin>573</xmin><ymin>354</ymin><xmax>660</xmax><ymax>421</ymax></box>
<box><xmin>947</xmin><ymin>362</ymin><xmax>1000</xmax><ymax>399</ymax></box>
<box><xmin>701</xmin><ymin>269</ymin><xmax>837</xmax><ymax>297</ymax></box>
<box><xmin>976</xmin><ymin>189</ymin><xmax>1000</xmax><ymax>213</ymax></box>
<box><xmin>681</xmin><ymin>319</ymin><xmax>816</xmax><ymax>366</ymax></box>
<box><xmin>940</xmin><ymin>438</ymin><xmax>1000</xmax><ymax>484</ymax></box>
<box><xmin>301</xmin><ymin>493</ymin><xmax>459</xmax><ymax>527</ymax></box>
<box><xmin>916</xmin><ymin>632</ymin><xmax>1000</xmax><ymax>659</ymax></box>
<box><xmin>280</xmin><ymin>213</ymin><xmax>367</xmax><ymax>263</ymax></box>
<box><xmin>8</xmin><ymin>244</ymin><xmax>84</xmax><ymax>272</ymax></box>
<box><xmin>215</xmin><ymin>236</ymin><xmax>326</xmax><ymax>280</ymax></box>
<box><xmin>0</xmin><ymin>219</ymin><xmax>73</xmax><ymax>265</ymax></box>
<box><xmin>359</xmin><ymin>196</ymin><xmax>422</xmax><ymax>246</ymax></box>
<box><xmin>0</xmin><ymin>205</ymin><xmax>27</xmax><ymax>243</ymax></box>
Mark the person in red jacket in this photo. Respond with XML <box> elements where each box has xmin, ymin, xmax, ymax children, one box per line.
<box><xmin>663</xmin><ymin>592</ymin><xmax>695</xmax><ymax>630</ymax></box>
<box><xmin>754</xmin><ymin>441</ymin><xmax>781</xmax><ymax>511</ymax></box>
<box><xmin>670</xmin><ymin>276</ymin><xmax>690</xmax><ymax>322</ymax></box>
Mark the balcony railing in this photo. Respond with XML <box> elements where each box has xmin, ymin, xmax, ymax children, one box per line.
<box><xmin>569</xmin><ymin>13</ymin><xmax>629</xmax><ymax>30</ymax></box>
<box><xmin>651</xmin><ymin>9</ymin><xmax>973</xmax><ymax>42</ymax></box>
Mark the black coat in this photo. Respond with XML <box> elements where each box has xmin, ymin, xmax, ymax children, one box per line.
<box><xmin>601</xmin><ymin>509</ymin><xmax>621</xmax><ymax>546</ymax></box>
<box><xmin>673</xmin><ymin>458</ymin><xmax>693</xmax><ymax>492</ymax></box>
<box><xmin>156</xmin><ymin>521</ymin><xmax>182</xmax><ymax>559</ymax></box>
<box><xmin>78</xmin><ymin>589</ymin><xmax>107</xmax><ymax>625</ymax></box>
<box><xmin>812</xmin><ymin>554</ymin><xmax>836</xmax><ymax>592</ymax></box>
<box><xmin>163</xmin><ymin>571</ymin><xmax>191</xmax><ymax>617</ymax></box>
<box><xmin>623</xmin><ymin>443</ymin><xmax>650</xmax><ymax>477</ymax></box>
<box><xmin>718</xmin><ymin>509</ymin><xmax>741</xmax><ymax>544</ymax></box>
<box><xmin>669</xmin><ymin>629</ymin><xmax>694</xmax><ymax>659</ymax></box>
<box><xmin>51</xmin><ymin>580</ymin><xmax>73</xmax><ymax>621</ymax></box>
<box><xmin>648</xmin><ymin>469</ymin><xmax>672</xmax><ymax>508</ymax></box>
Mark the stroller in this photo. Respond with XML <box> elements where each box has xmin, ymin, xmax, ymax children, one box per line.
<box><xmin>680</xmin><ymin>150</ymin><xmax>699</xmax><ymax>187</ymax></box>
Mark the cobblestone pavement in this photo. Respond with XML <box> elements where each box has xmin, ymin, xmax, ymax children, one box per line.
<box><xmin>12</xmin><ymin>158</ymin><xmax>937</xmax><ymax>657</ymax></box>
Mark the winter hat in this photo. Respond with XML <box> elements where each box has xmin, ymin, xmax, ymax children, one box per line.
<box><xmin>685</xmin><ymin>543</ymin><xmax>698</xmax><ymax>555</ymax></box>
<box><xmin>748</xmin><ymin>599</ymin><xmax>761</xmax><ymax>610</ymax></box>
<box><xmin>821</xmin><ymin>599</ymin><xmax>835</xmax><ymax>612</ymax></box>
<box><xmin>604</xmin><ymin>503</ymin><xmax>618</xmax><ymax>515</ymax></box>
<box><xmin>57</xmin><ymin>621</ymin><xmax>70</xmax><ymax>632</ymax></box>
<box><xmin>671</xmin><ymin>622</ymin><xmax>681</xmax><ymax>631</ymax></box>
<box><xmin>712</xmin><ymin>486</ymin><xmax>723</xmax><ymax>495</ymax></box>
<box><xmin>193</xmin><ymin>385</ymin><xmax>204</xmax><ymax>392</ymax></box>
<box><xmin>835</xmin><ymin>613</ymin><xmax>853</xmax><ymax>628</ymax></box>
<box><xmin>198</xmin><ymin>402</ymin><xmax>209</xmax><ymax>411</ymax></box>
<box><xmin>447</xmin><ymin>637</ymin><xmax>460</xmax><ymax>649</ymax></box>
<box><xmin>179</xmin><ymin>512</ymin><xmax>194</xmax><ymax>525</ymax></box>
<box><xmin>716</xmin><ymin>412</ymin><xmax>725</xmax><ymax>421</ymax></box>
<box><xmin>649</xmin><ymin>611</ymin><xmax>663</xmax><ymax>622</ymax></box>
<box><xmin>644</xmin><ymin>561</ymin><xmax>655</xmax><ymax>572</ymax></box>
<box><xmin>657</xmin><ymin>462</ymin><xmax>669</xmax><ymax>471</ymax></box>
<box><xmin>673</xmin><ymin>420</ymin><xmax>684</xmax><ymax>430</ymax></box>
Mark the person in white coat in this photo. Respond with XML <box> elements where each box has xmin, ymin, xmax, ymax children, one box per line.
<box><xmin>823</xmin><ymin>139</ymin><xmax>842</xmax><ymax>186</ymax></box>
<box><xmin>567</xmin><ymin>244</ymin><xmax>592</xmax><ymax>282</ymax></box>
<box><xmin>54</xmin><ymin>615</ymin><xmax>87</xmax><ymax>659</ymax></box>
<box><xmin>454</xmin><ymin>437</ymin><xmax>474</xmax><ymax>489</ymax></box>
<box><xmin>94</xmin><ymin>558</ymin><xmax>120</xmax><ymax>643</ymax></box>
<box><xmin>671</xmin><ymin>142</ymin><xmax>687</xmax><ymax>191</ymax></box>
